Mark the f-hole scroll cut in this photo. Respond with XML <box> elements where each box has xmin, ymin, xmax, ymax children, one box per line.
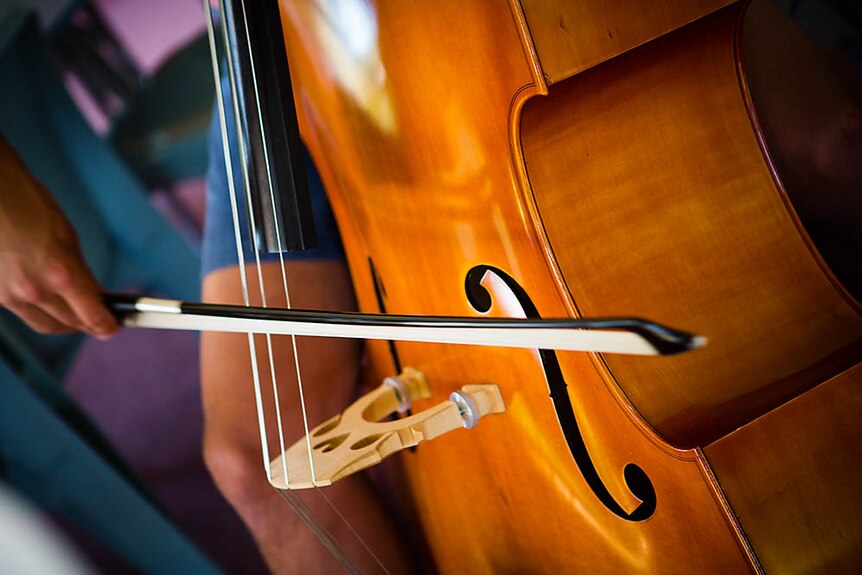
<box><xmin>464</xmin><ymin>265</ymin><xmax>656</xmax><ymax>521</ymax></box>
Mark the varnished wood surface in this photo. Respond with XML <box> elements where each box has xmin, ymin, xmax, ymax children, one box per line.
<box><xmin>272</xmin><ymin>0</ymin><xmax>860</xmax><ymax>572</ymax></box>
<box><xmin>275</xmin><ymin>1</ymin><xmax>759</xmax><ymax>572</ymax></box>
<box><xmin>519</xmin><ymin>0</ymin><xmax>733</xmax><ymax>84</ymax></box>
<box><xmin>520</xmin><ymin>4</ymin><xmax>862</xmax><ymax>448</ymax></box>
<box><xmin>705</xmin><ymin>363</ymin><xmax>862</xmax><ymax>574</ymax></box>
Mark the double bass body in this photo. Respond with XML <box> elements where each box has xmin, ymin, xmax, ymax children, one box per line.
<box><xmin>277</xmin><ymin>0</ymin><xmax>862</xmax><ymax>572</ymax></box>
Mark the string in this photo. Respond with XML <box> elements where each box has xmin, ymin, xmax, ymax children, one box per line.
<box><xmin>216</xmin><ymin>0</ymin><xmax>291</xmax><ymax>494</ymax></box>
<box><xmin>234</xmin><ymin>0</ymin><xmax>316</xmax><ymax>488</ymax></box>
<box><xmin>276</xmin><ymin>490</ymin><xmax>363</xmax><ymax>575</ymax></box>
<box><xmin>212</xmin><ymin>4</ymin><xmax>334</xmax><ymax>563</ymax></box>
<box><xmin>209</xmin><ymin>1</ymin><xmax>388</xmax><ymax>572</ymax></box>
<box><xmin>203</xmin><ymin>0</ymin><xmax>271</xmax><ymax>482</ymax></box>
<box><xmin>235</xmin><ymin>0</ymin><xmax>390</xmax><ymax>571</ymax></box>
<box><xmin>206</xmin><ymin>0</ymin><xmax>342</xmax><ymax>561</ymax></box>
<box><xmin>316</xmin><ymin>489</ymin><xmax>391</xmax><ymax>575</ymax></box>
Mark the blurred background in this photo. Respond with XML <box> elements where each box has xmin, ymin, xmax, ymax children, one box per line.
<box><xmin>0</xmin><ymin>0</ymin><xmax>267</xmax><ymax>573</ymax></box>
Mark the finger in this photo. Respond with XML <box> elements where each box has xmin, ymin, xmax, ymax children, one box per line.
<box><xmin>4</xmin><ymin>272</ymin><xmax>79</xmax><ymax>330</ymax></box>
<box><xmin>43</xmin><ymin>254</ymin><xmax>118</xmax><ymax>338</ymax></box>
<box><xmin>36</xmin><ymin>295</ymin><xmax>83</xmax><ymax>330</ymax></box>
<box><xmin>63</xmin><ymin>278</ymin><xmax>119</xmax><ymax>338</ymax></box>
<box><xmin>7</xmin><ymin>262</ymin><xmax>84</xmax><ymax>331</ymax></box>
<box><xmin>4</xmin><ymin>301</ymin><xmax>74</xmax><ymax>334</ymax></box>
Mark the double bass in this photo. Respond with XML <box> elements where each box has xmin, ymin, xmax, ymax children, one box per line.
<box><xmin>120</xmin><ymin>0</ymin><xmax>862</xmax><ymax>572</ymax></box>
<box><xmin>274</xmin><ymin>0</ymin><xmax>862</xmax><ymax>571</ymax></box>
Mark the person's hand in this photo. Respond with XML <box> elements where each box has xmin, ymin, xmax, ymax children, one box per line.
<box><xmin>0</xmin><ymin>138</ymin><xmax>118</xmax><ymax>338</ymax></box>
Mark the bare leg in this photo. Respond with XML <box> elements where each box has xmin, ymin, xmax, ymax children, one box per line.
<box><xmin>743</xmin><ymin>0</ymin><xmax>862</xmax><ymax>299</ymax></box>
<box><xmin>201</xmin><ymin>260</ymin><xmax>412</xmax><ymax>574</ymax></box>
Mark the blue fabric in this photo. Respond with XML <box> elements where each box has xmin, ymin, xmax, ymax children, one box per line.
<box><xmin>201</xmin><ymin>83</ymin><xmax>343</xmax><ymax>277</ymax></box>
<box><xmin>0</xmin><ymin>358</ymin><xmax>224</xmax><ymax>575</ymax></box>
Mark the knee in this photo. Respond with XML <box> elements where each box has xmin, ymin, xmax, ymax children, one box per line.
<box><xmin>203</xmin><ymin>430</ymin><xmax>269</xmax><ymax>510</ymax></box>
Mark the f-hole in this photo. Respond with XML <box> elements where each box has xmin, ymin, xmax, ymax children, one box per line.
<box><xmin>464</xmin><ymin>264</ymin><xmax>656</xmax><ymax>521</ymax></box>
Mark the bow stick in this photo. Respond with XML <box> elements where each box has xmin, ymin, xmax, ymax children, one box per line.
<box><xmin>106</xmin><ymin>293</ymin><xmax>705</xmax><ymax>356</ymax></box>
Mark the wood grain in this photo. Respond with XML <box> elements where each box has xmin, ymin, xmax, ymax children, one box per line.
<box><xmin>705</xmin><ymin>364</ymin><xmax>862</xmax><ymax>574</ymax></box>
<box><xmin>269</xmin><ymin>0</ymin><xmax>860</xmax><ymax>572</ymax></box>
<box><xmin>519</xmin><ymin>0</ymin><xmax>732</xmax><ymax>83</ymax></box>
<box><xmin>520</xmin><ymin>5</ymin><xmax>862</xmax><ymax>448</ymax></box>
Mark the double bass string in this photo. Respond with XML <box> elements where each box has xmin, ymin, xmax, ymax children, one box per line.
<box><xmin>209</xmin><ymin>0</ymin><xmax>345</xmax><ymax>565</ymax></box>
<box><xmin>203</xmin><ymin>16</ymin><xmax>350</xmax><ymax>565</ymax></box>
<box><xmin>217</xmin><ymin>0</ymin><xmax>293</xmax><ymax>490</ymax></box>
<box><xmin>235</xmin><ymin>1</ymin><xmax>391</xmax><ymax>565</ymax></box>
<box><xmin>229</xmin><ymin>0</ymin><xmax>356</xmax><ymax>566</ymax></box>
<box><xmin>212</xmin><ymin>0</ymin><xmax>313</xmax><ymax>539</ymax></box>
<box><xmin>203</xmin><ymin>0</ymin><xmax>272</xmax><ymax>483</ymax></box>
<box><xmin>207</xmin><ymin>1</ymin><xmax>388</xmax><ymax>572</ymax></box>
<box><xmin>237</xmin><ymin>0</ymin><xmax>390</xmax><ymax>559</ymax></box>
